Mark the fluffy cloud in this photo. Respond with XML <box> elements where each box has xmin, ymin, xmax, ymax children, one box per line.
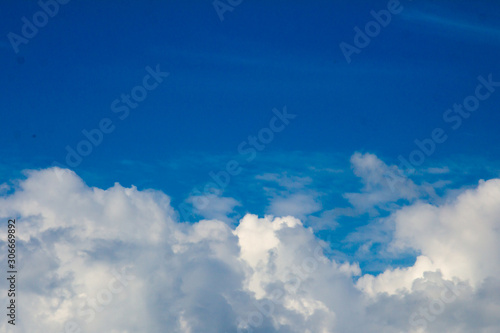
<box><xmin>359</xmin><ymin>178</ymin><xmax>500</xmax><ymax>294</ymax></box>
<box><xmin>0</xmin><ymin>164</ymin><xmax>499</xmax><ymax>332</ymax></box>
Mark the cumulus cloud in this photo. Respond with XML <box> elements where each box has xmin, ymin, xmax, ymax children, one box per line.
<box><xmin>360</xmin><ymin>179</ymin><xmax>500</xmax><ymax>293</ymax></box>
<box><xmin>0</xmin><ymin>163</ymin><xmax>499</xmax><ymax>332</ymax></box>
<box><xmin>357</xmin><ymin>178</ymin><xmax>500</xmax><ymax>332</ymax></box>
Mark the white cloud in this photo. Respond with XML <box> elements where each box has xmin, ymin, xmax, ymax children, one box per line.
<box><xmin>357</xmin><ymin>178</ymin><xmax>500</xmax><ymax>331</ymax></box>
<box><xmin>256</xmin><ymin>172</ymin><xmax>322</xmax><ymax>223</ymax></box>
<box><xmin>186</xmin><ymin>193</ymin><xmax>241</xmax><ymax>223</ymax></box>
<box><xmin>370</xmin><ymin>179</ymin><xmax>500</xmax><ymax>290</ymax></box>
<box><xmin>267</xmin><ymin>193</ymin><xmax>322</xmax><ymax>220</ymax></box>
<box><xmin>344</xmin><ymin>152</ymin><xmax>421</xmax><ymax>212</ymax></box>
<box><xmin>344</xmin><ymin>152</ymin><xmax>446</xmax><ymax>215</ymax></box>
<box><xmin>0</xmin><ymin>165</ymin><xmax>499</xmax><ymax>332</ymax></box>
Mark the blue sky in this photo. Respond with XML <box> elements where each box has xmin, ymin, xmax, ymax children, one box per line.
<box><xmin>2</xmin><ymin>1</ymin><xmax>500</xmax><ymax>332</ymax></box>
<box><xmin>3</xmin><ymin>0</ymin><xmax>500</xmax><ymax>262</ymax></box>
<box><xmin>3</xmin><ymin>0</ymin><xmax>500</xmax><ymax>167</ymax></box>
<box><xmin>0</xmin><ymin>1</ymin><xmax>500</xmax><ymax>260</ymax></box>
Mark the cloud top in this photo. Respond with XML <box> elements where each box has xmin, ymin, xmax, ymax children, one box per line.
<box><xmin>0</xmin><ymin>162</ymin><xmax>499</xmax><ymax>332</ymax></box>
